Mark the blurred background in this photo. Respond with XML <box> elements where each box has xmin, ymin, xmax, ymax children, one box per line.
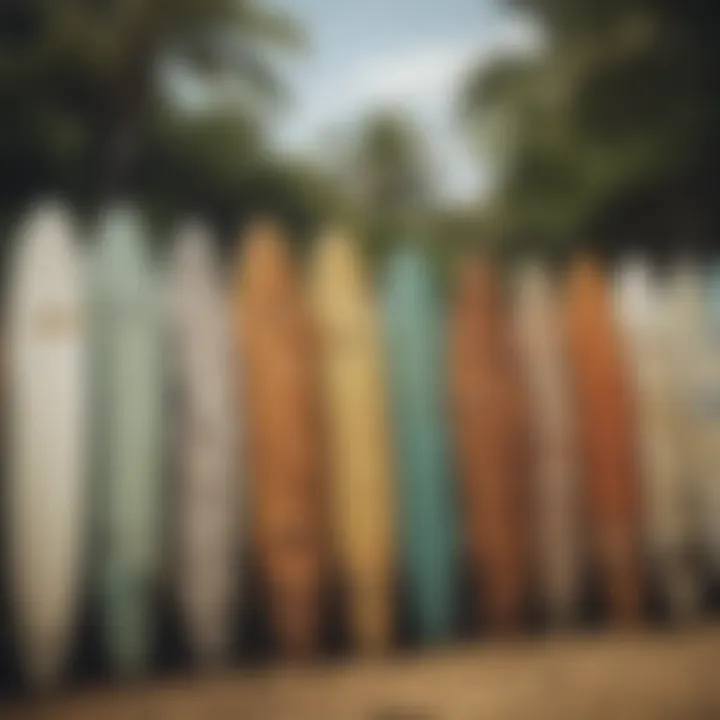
<box><xmin>2</xmin><ymin>0</ymin><xmax>716</xmax><ymax>265</ymax></box>
<box><xmin>2</xmin><ymin>0</ymin><xmax>720</xmax><ymax>712</ymax></box>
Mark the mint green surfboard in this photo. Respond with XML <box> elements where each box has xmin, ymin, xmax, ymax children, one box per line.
<box><xmin>91</xmin><ymin>207</ymin><xmax>163</xmax><ymax>675</ymax></box>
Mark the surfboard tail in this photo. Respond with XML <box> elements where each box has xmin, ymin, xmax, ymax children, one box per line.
<box><xmin>104</xmin><ymin>590</ymin><xmax>154</xmax><ymax>676</ymax></box>
<box><xmin>347</xmin><ymin>575</ymin><xmax>393</xmax><ymax>653</ymax></box>
<box><xmin>16</xmin><ymin>619</ymin><xmax>73</xmax><ymax>690</ymax></box>
<box><xmin>660</xmin><ymin>559</ymin><xmax>700</xmax><ymax>621</ymax></box>
<box><xmin>180</xmin><ymin>586</ymin><xmax>236</xmax><ymax>666</ymax></box>
<box><xmin>266</xmin><ymin>588</ymin><xmax>323</xmax><ymax>658</ymax></box>
<box><xmin>483</xmin><ymin>564</ymin><xmax>528</xmax><ymax>634</ymax></box>
<box><xmin>595</xmin><ymin>531</ymin><xmax>643</xmax><ymax>623</ymax></box>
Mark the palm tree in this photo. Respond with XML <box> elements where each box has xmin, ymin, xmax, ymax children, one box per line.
<box><xmin>0</xmin><ymin>0</ymin><xmax>305</xmax><ymax>202</ymax></box>
<box><xmin>355</xmin><ymin>110</ymin><xmax>434</xmax><ymax>216</ymax></box>
<box><xmin>460</xmin><ymin>0</ymin><xmax>720</xmax><ymax>253</ymax></box>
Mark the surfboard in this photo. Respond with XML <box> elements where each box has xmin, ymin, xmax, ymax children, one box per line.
<box><xmin>310</xmin><ymin>229</ymin><xmax>395</xmax><ymax>653</ymax></box>
<box><xmin>91</xmin><ymin>207</ymin><xmax>163</xmax><ymax>675</ymax></box>
<box><xmin>448</xmin><ymin>256</ymin><xmax>528</xmax><ymax>633</ymax></box>
<box><xmin>382</xmin><ymin>244</ymin><xmax>456</xmax><ymax>643</ymax></box>
<box><xmin>614</xmin><ymin>259</ymin><xmax>697</xmax><ymax>619</ymax></box>
<box><xmin>564</xmin><ymin>257</ymin><xmax>642</xmax><ymax>623</ymax></box>
<box><xmin>513</xmin><ymin>262</ymin><xmax>580</xmax><ymax>625</ymax></box>
<box><xmin>662</xmin><ymin>264</ymin><xmax>708</xmax><ymax>605</ymax></box>
<box><xmin>166</xmin><ymin>222</ymin><xmax>238</xmax><ymax>665</ymax></box>
<box><xmin>232</xmin><ymin>220</ymin><xmax>326</xmax><ymax>657</ymax></box>
<box><xmin>693</xmin><ymin>263</ymin><xmax>720</xmax><ymax>580</ymax></box>
<box><xmin>6</xmin><ymin>203</ymin><xmax>86</xmax><ymax>688</ymax></box>
<box><xmin>0</xmin><ymin>291</ymin><xmax>7</xmax><ymax>681</ymax></box>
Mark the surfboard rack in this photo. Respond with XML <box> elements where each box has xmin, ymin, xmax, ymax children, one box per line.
<box><xmin>2</xmin><ymin>627</ymin><xmax>718</xmax><ymax>718</ymax></box>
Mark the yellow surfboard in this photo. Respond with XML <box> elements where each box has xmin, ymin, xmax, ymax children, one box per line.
<box><xmin>310</xmin><ymin>229</ymin><xmax>395</xmax><ymax>653</ymax></box>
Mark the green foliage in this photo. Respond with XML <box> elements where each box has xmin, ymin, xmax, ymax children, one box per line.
<box><xmin>338</xmin><ymin>109</ymin><xmax>450</xmax><ymax>270</ymax></box>
<box><xmin>462</xmin><ymin>0</ymin><xmax>720</xmax><ymax>256</ymax></box>
<box><xmin>0</xmin><ymin>0</ymin><xmax>317</xmax><ymax>244</ymax></box>
<box><xmin>354</xmin><ymin>111</ymin><xmax>435</xmax><ymax>217</ymax></box>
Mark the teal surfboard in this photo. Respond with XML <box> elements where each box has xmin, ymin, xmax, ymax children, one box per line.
<box><xmin>91</xmin><ymin>207</ymin><xmax>163</xmax><ymax>675</ymax></box>
<box><xmin>382</xmin><ymin>245</ymin><xmax>457</xmax><ymax>643</ymax></box>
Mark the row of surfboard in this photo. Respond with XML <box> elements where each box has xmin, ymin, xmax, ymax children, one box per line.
<box><xmin>3</xmin><ymin>203</ymin><xmax>719</xmax><ymax>689</ymax></box>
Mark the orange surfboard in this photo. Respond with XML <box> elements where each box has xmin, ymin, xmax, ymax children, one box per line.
<box><xmin>564</xmin><ymin>257</ymin><xmax>642</xmax><ymax>623</ymax></box>
<box><xmin>231</xmin><ymin>221</ymin><xmax>326</xmax><ymax>657</ymax></box>
<box><xmin>448</xmin><ymin>256</ymin><xmax>530</xmax><ymax>633</ymax></box>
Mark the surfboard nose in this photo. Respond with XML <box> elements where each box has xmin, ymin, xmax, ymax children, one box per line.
<box><xmin>175</xmin><ymin>221</ymin><xmax>214</xmax><ymax>272</ymax></box>
<box><xmin>239</xmin><ymin>221</ymin><xmax>295</xmax><ymax>300</ymax></box>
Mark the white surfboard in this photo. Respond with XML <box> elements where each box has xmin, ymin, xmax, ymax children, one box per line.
<box><xmin>614</xmin><ymin>258</ymin><xmax>697</xmax><ymax>618</ymax></box>
<box><xmin>513</xmin><ymin>262</ymin><xmax>580</xmax><ymax>624</ymax></box>
<box><xmin>671</xmin><ymin>262</ymin><xmax>720</xmax><ymax>583</ymax></box>
<box><xmin>166</xmin><ymin>222</ymin><xmax>238</xmax><ymax>665</ymax></box>
<box><xmin>6</xmin><ymin>203</ymin><xmax>86</xmax><ymax>687</ymax></box>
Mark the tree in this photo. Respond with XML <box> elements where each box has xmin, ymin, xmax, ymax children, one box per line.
<box><xmin>354</xmin><ymin>110</ymin><xmax>435</xmax><ymax>216</ymax></box>
<box><xmin>0</xmin><ymin>0</ymin><xmax>305</xmax><ymax>214</ymax></box>
<box><xmin>461</xmin><ymin>0</ymin><xmax>720</xmax><ymax>257</ymax></box>
<box><xmin>330</xmin><ymin>110</ymin><xmax>439</xmax><ymax>263</ymax></box>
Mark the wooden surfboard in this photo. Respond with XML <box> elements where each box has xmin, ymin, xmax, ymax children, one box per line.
<box><xmin>382</xmin><ymin>245</ymin><xmax>457</xmax><ymax>643</ymax></box>
<box><xmin>310</xmin><ymin>229</ymin><xmax>395</xmax><ymax>653</ymax></box>
<box><xmin>448</xmin><ymin>256</ymin><xmax>529</xmax><ymax>633</ymax></box>
<box><xmin>513</xmin><ymin>262</ymin><xmax>580</xmax><ymax>625</ymax></box>
<box><xmin>614</xmin><ymin>259</ymin><xmax>697</xmax><ymax>619</ymax></box>
<box><xmin>6</xmin><ymin>203</ymin><xmax>86</xmax><ymax>688</ymax></box>
<box><xmin>232</xmin><ymin>220</ymin><xmax>326</xmax><ymax>657</ymax></box>
<box><xmin>166</xmin><ymin>222</ymin><xmax>238</xmax><ymax>665</ymax></box>
<box><xmin>563</xmin><ymin>257</ymin><xmax>642</xmax><ymax>623</ymax></box>
<box><xmin>91</xmin><ymin>207</ymin><xmax>163</xmax><ymax>675</ymax></box>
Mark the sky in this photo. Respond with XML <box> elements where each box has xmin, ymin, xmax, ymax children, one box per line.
<box><xmin>268</xmin><ymin>0</ymin><xmax>539</xmax><ymax>203</ymax></box>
